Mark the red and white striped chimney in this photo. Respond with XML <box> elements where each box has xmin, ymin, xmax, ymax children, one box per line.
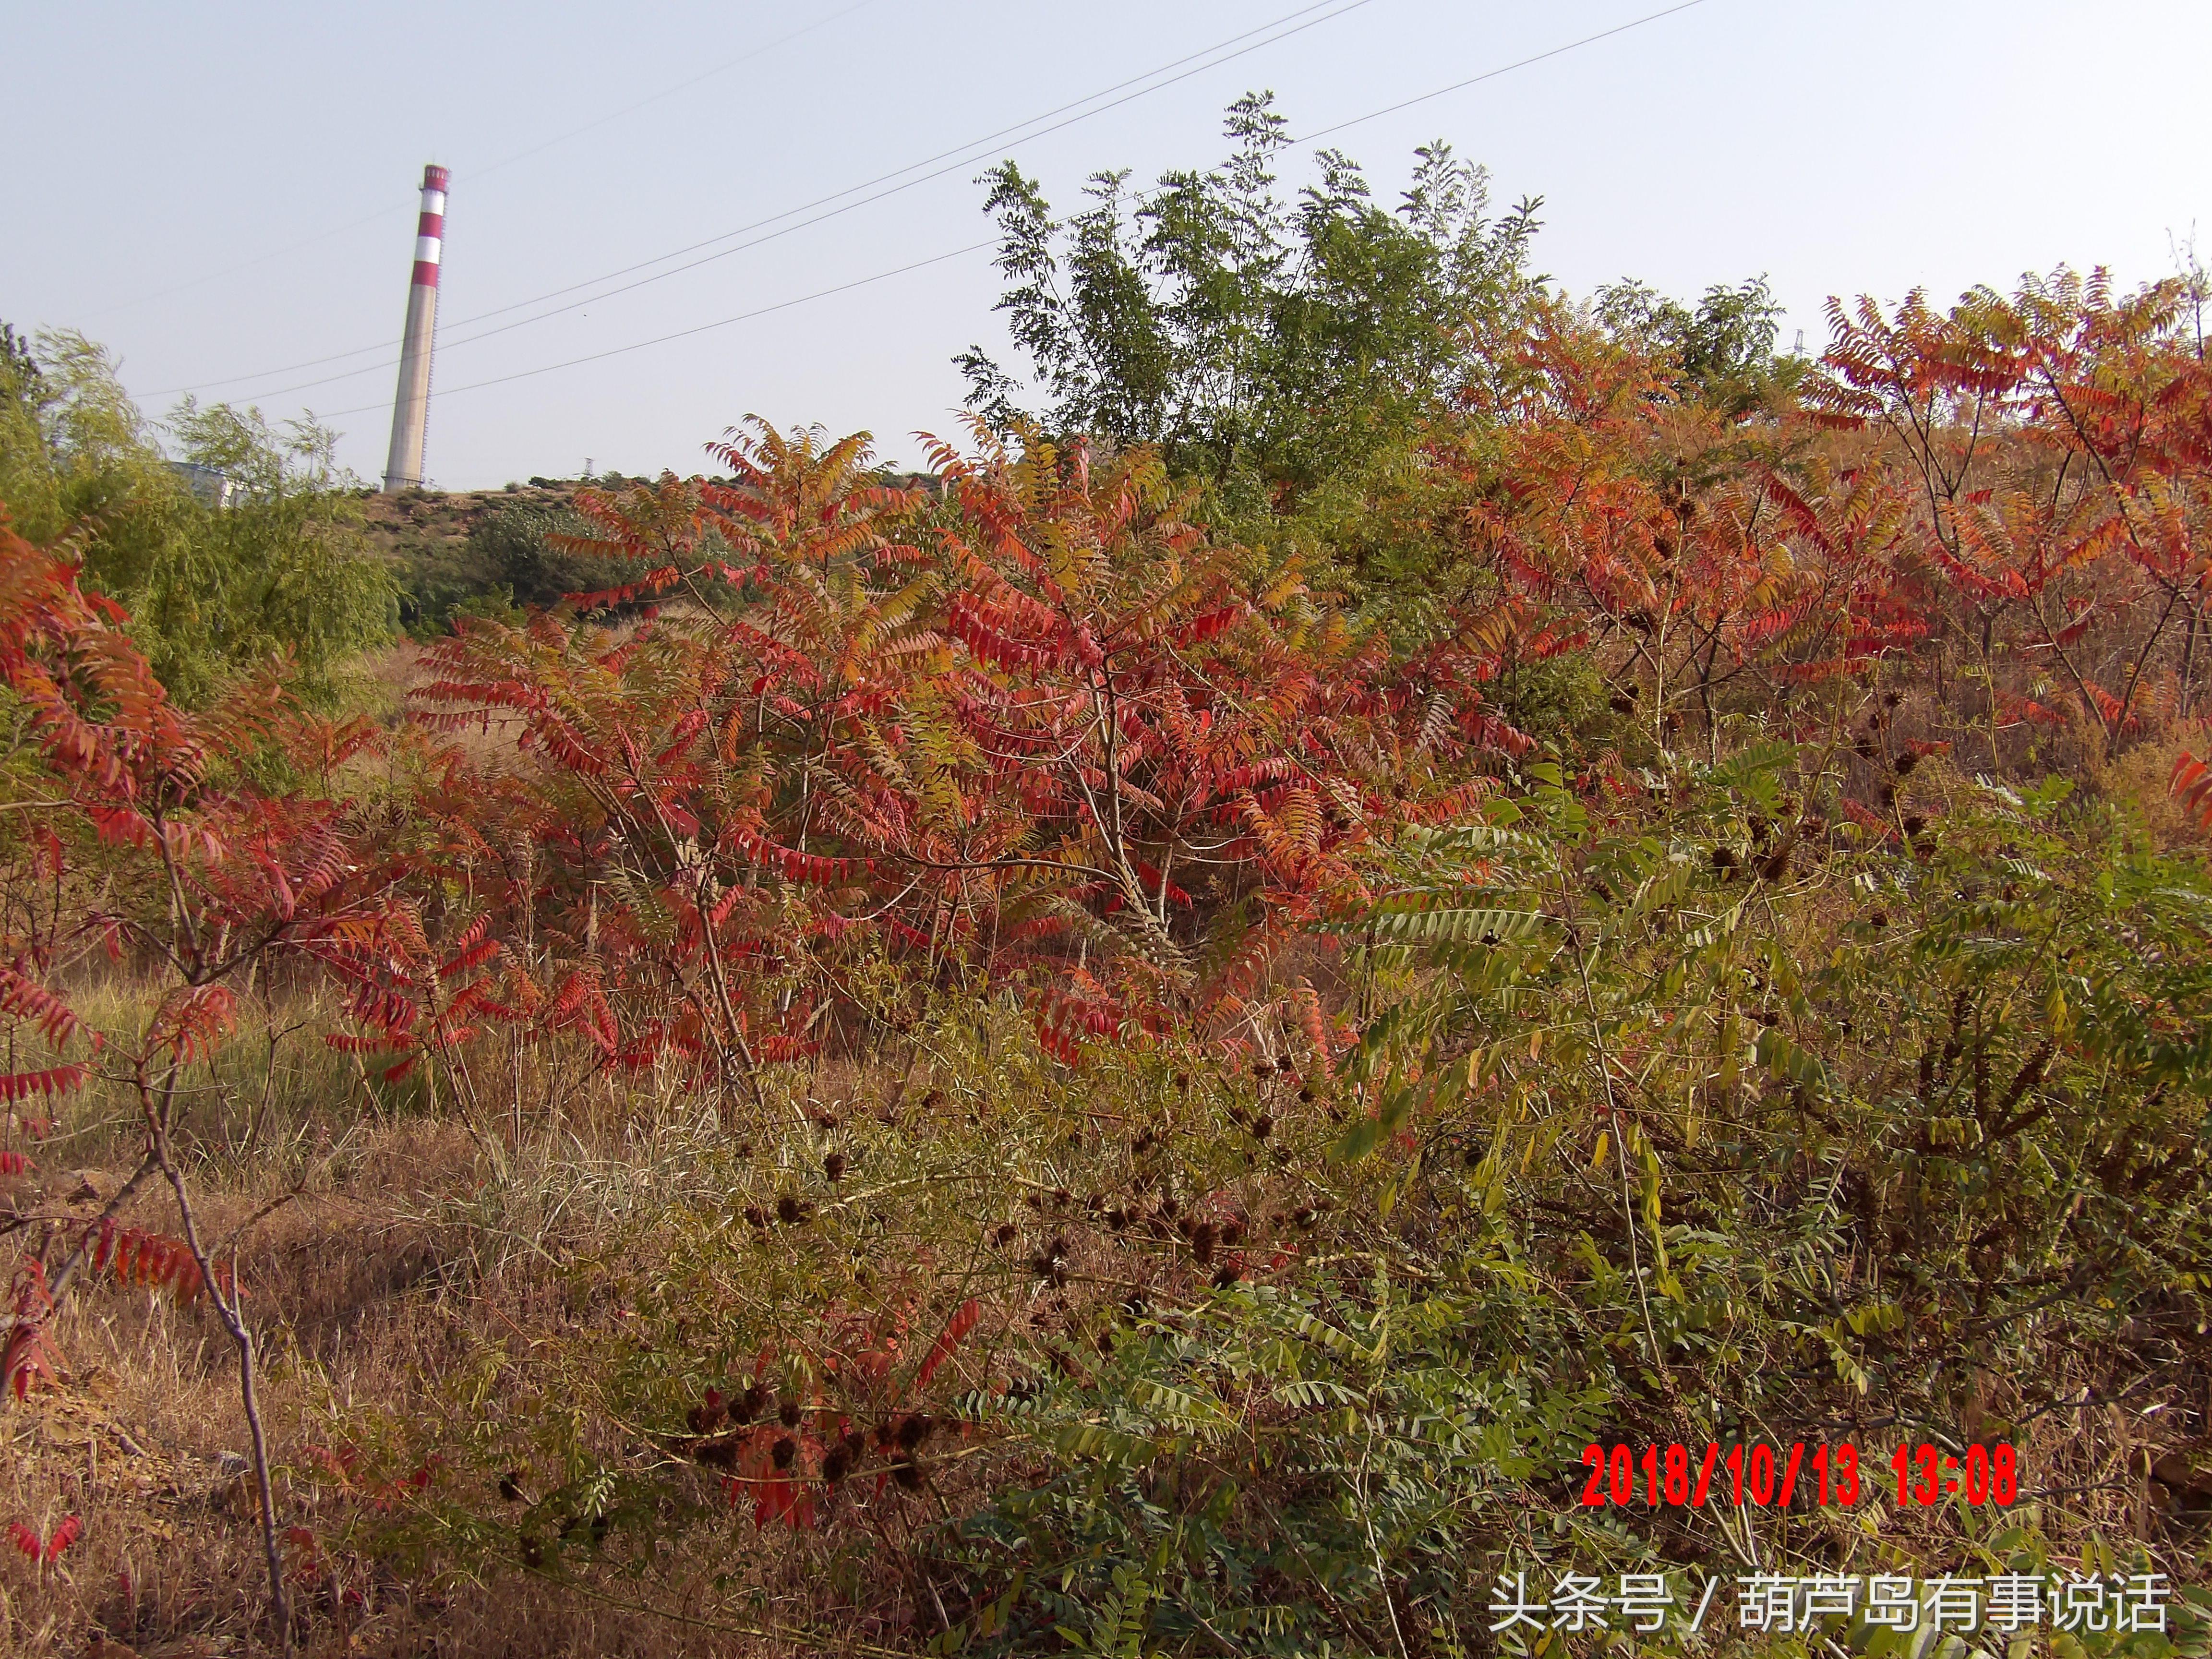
<box><xmin>381</xmin><ymin>163</ymin><xmax>448</xmax><ymax>492</ymax></box>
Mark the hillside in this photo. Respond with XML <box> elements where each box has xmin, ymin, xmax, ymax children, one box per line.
<box><xmin>356</xmin><ymin>473</ymin><xmax>938</xmax><ymax>632</ymax></box>
<box><xmin>1</xmin><ymin>112</ymin><xmax>2208</xmax><ymax>1658</ymax></box>
<box><xmin>354</xmin><ymin>481</ymin><xmax>581</xmax><ymax>633</ymax></box>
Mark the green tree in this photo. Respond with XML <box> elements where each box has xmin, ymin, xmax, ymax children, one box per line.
<box><xmin>1592</xmin><ymin>273</ymin><xmax>1802</xmax><ymax>414</ymax></box>
<box><xmin>0</xmin><ymin>328</ymin><xmax>393</xmax><ymax>704</ymax></box>
<box><xmin>959</xmin><ymin>94</ymin><xmax>1544</xmax><ymax>506</ymax></box>
<box><xmin>466</xmin><ymin>496</ymin><xmax>633</xmax><ymax>611</ymax></box>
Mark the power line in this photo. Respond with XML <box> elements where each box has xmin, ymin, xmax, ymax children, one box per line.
<box><xmin>300</xmin><ymin>0</ymin><xmax>1724</xmax><ymax>436</ymax></box>
<box><xmin>157</xmin><ymin>0</ymin><xmax>1372</xmax><ymax>399</ymax></box>
<box><xmin>81</xmin><ymin>203</ymin><xmax>412</xmax><ymax>325</ymax></box>
<box><xmin>1293</xmin><ymin>0</ymin><xmax>1715</xmax><ymax>145</ymax></box>
<box><xmin>432</xmin><ymin>1</ymin><xmax>1370</xmax><ymax>338</ymax></box>
<box><xmin>86</xmin><ymin>0</ymin><xmax>884</xmax><ymax>325</ymax></box>
<box><xmin>163</xmin><ymin>0</ymin><xmax>1363</xmax><ymax>397</ymax></box>
<box><xmin>306</xmin><ymin>239</ymin><xmax>999</xmax><ymax>421</ymax></box>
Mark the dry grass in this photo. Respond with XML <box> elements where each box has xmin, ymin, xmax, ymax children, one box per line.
<box><xmin>0</xmin><ymin>976</ymin><xmax>779</xmax><ymax>1657</ymax></box>
<box><xmin>0</xmin><ymin>975</ymin><xmax>1336</xmax><ymax>1654</ymax></box>
<box><xmin>0</xmin><ymin>1143</ymin><xmax>828</xmax><ymax>1655</ymax></box>
<box><xmin>2086</xmin><ymin>719</ymin><xmax>2212</xmax><ymax>851</ymax></box>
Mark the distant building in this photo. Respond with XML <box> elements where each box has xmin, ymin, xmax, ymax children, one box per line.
<box><xmin>168</xmin><ymin>461</ymin><xmax>252</xmax><ymax>509</ymax></box>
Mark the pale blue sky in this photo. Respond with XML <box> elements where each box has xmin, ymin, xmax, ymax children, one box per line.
<box><xmin>9</xmin><ymin>0</ymin><xmax>2211</xmax><ymax>487</ymax></box>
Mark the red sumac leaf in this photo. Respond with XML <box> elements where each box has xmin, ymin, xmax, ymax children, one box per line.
<box><xmin>42</xmin><ymin>1515</ymin><xmax>79</xmax><ymax>1563</ymax></box>
<box><xmin>915</xmin><ymin>1298</ymin><xmax>981</xmax><ymax>1391</ymax></box>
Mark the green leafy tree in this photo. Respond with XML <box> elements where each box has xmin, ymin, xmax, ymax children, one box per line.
<box><xmin>0</xmin><ymin>324</ymin><xmax>37</xmax><ymax>400</ymax></box>
<box><xmin>0</xmin><ymin>329</ymin><xmax>393</xmax><ymax>704</ymax></box>
<box><xmin>464</xmin><ymin>496</ymin><xmax>621</xmax><ymax>611</ymax></box>
<box><xmin>959</xmin><ymin>94</ymin><xmax>1544</xmax><ymax>509</ymax></box>
<box><xmin>1592</xmin><ymin>274</ymin><xmax>1803</xmax><ymax>413</ymax></box>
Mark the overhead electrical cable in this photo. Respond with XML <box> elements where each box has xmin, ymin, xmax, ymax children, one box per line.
<box><xmin>82</xmin><ymin>203</ymin><xmax>415</xmax><ymax>325</ymax></box>
<box><xmin>88</xmin><ymin>0</ymin><xmax>884</xmax><ymax>325</ymax></box>
<box><xmin>1292</xmin><ymin>0</ymin><xmax>1713</xmax><ymax>144</ymax></box>
<box><xmin>156</xmin><ymin>0</ymin><xmax>1372</xmax><ymax>398</ymax></box>
<box><xmin>303</xmin><ymin>240</ymin><xmax>1000</xmax><ymax>421</ymax></box>
<box><xmin>428</xmin><ymin>0</ymin><xmax>1370</xmax><ymax>334</ymax></box>
<box><xmin>296</xmin><ymin>0</ymin><xmax>1726</xmax><ymax>429</ymax></box>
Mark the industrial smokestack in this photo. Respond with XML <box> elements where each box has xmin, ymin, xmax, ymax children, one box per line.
<box><xmin>381</xmin><ymin>163</ymin><xmax>448</xmax><ymax>492</ymax></box>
